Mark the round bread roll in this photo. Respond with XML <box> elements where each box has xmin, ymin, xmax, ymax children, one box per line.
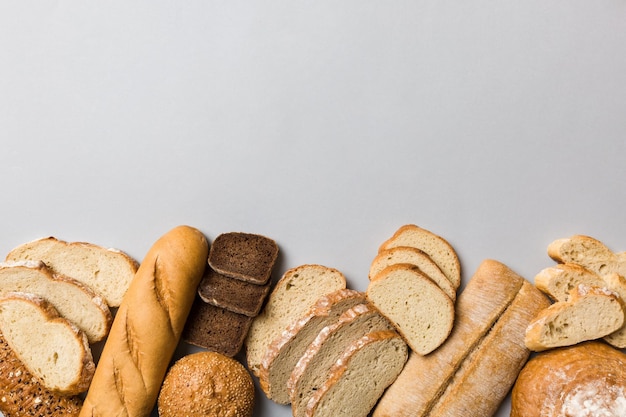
<box><xmin>511</xmin><ymin>341</ymin><xmax>626</xmax><ymax>417</ymax></box>
<box><xmin>158</xmin><ymin>351</ymin><xmax>255</xmax><ymax>417</ymax></box>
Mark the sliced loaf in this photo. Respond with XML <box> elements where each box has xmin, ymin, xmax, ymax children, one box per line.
<box><xmin>245</xmin><ymin>264</ymin><xmax>346</xmax><ymax>375</ymax></box>
<box><xmin>0</xmin><ymin>292</ymin><xmax>95</xmax><ymax>395</ymax></box>
<box><xmin>304</xmin><ymin>330</ymin><xmax>408</xmax><ymax>417</ymax></box>
<box><xmin>369</xmin><ymin>246</ymin><xmax>456</xmax><ymax>301</ymax></box>
<box><xmin>288</xmin><ymin>303</ymin><xmax>393</xmax><ymax>417</ymax></box>
<box><xmin>547</xmin><ymin>234</ymin><xmax>626</xmax><ymax>278</ymax></box>
<box><xmin>525</xmin><ymin>284</ymin><xmax>625</xmax><ymax>351</ymax></box>
<box><xmin>258</xmin><ymin>289</ymin><xmax>366</xmax><ymax>404</ymax></box>
<box><xmin>6</xmin><ymin>236</ymin><xmax>139</xmax><ymax>307</ymax></box>
<box><xmin>534</xmin><ymin>263</ymin><xmax>605</xmax><ymax>302</ymax></box>
<box><xmin>366</xmin><ymin>263</ymin><xmax>455</xmax><ymax>355</ymax></box>
<box><xmin>378</xmin><ymin>224</ymin><xmax>461</xmax><ymax>289</ymax></box>
<box><xmin>0</xmin><ymin>261</ymin><xmax>112</xmax><ymax>343</ymax></box>
<box><xmin>602</xmin><ymin>272</ymin><xmax>626</xmax><ymax>348</ymax></box>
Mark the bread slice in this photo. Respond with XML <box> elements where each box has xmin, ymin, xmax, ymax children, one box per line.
<box><xmin>366</xmin><ymin>264</ymin><xmax>455</xmax><ymax>355</ymax></box>
<box><xmin>373</xmin><ymin>259</ymin><xmax>550</xmax><ymax>417</ymax></box>
<box><xmin>547</xmin><ymin>234</ymin><xmax>626</xmax><ymax>278</ymax></box>
<box><xmin>304</xmin><ymin>330</ymin><xmax>408</xmax><ymax>417</ymax></box>
<box><xmin>369</xmin><ymin>247</ymin><xmax>456</xmax><ymax>301</ymax></box>
<box><xmin>534</xmin><ymin>263</ymin><xmax>606</xmax><ymax>302</ymax></box>
<box><xmin>245</xmin><ymin>264</ymin><xmax>346</xmax><ymax>375</ymax></box>
<box><xmin>208</xmin><ymin>232</ymin><xmax>279</xmax><ymax>285</ymax></box>
<box><xmin>378</xmin><ymin>224</ymin><xmax>461</xmax><ymax>289</ymax></box>
<box><xmin>6</xmin><ymin>236</ymin><xmax>139</xmax><ymax>307</ymax></box>
<box><xmin>0</xmin><ymin>292</ymin><xmax>95</xmax><ymax>395</ymax></box>
<box><xmin>0</xmin><ymin>333</ymin><xmax>83</xmax><ymax>417</ymax></box>
<box><xmin>258</xmin><ymin>289</ymin><xmax>366</xmax><ymax>404</ymax></box>
<box><xmin>525</xmin><ymin>285</ymin><xmax>625</xmax><ymax>351</ymax></box>
<box><xmin>0</xmin><ymin>261</ymin><xmax>112</xmax><ymax>343</ymax></box>
<box><xmin>602</xmin><ymin>272</ymin><xmax>626</xmax><ymax>348</ymax></box>
<box><xmin>288</xmin><ymin>303</ymin><xmax>393</xmax><ymax>417</ymax></box>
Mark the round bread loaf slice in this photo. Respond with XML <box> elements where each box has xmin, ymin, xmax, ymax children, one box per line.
<box><xmin>245</xmin><ymin>264</ymin><xmax>346</xmax><ymax>376</ymax></box>
<box><xmin>378</xmin><ymin>224</ymin><xmax>461</xmax><ymax>289</ymax></box>
<box><xmin>158</xmin><ymin>351</ymin><xmax>255</xmax><ymax>417</ymax></box>
<box><xmin>547</xmin><ymin>234</ymin><xmax>626</xmax><ymax>278</ymax></box>
<box><xmin>0</xmin><ymin>292</ymin><xmax>95</xmax><ymax>395</ymax></box>
<box><xmin>369</xmin><ymin>247</ymin><xmax>456</xmax><ymax>301</ymax></box>
<box><xmin>525</xmin><ymin>285</ymin><xmax>625</xmax><ymax>351</ymax></box>
<box><xmin>0</xmin><ymin>261</ymin><xmax>112</xmax><ymax>343</ymax></box>
<box><xmin>366</xmin><ymin>263</ymin><xmax>455</xmax><ymax>355</ymax></box>
<box><xmin>511</xmin><ymin>341</ymin><xmax>626</xmax><ymax>417</ymax></box>
<box><xmin>534</xmin><ymin>263</ymin><xmax>606</xmax><ymax>302</ymax></box>
<box><xmin>6</xmin><ymin>236</ymin><xmax>139</xmax><ymax>307</ymax></box>
<box><xmin>287</xmin><ymin>303</ymin><xmax>393</xmax><ymax>417</ymax></box>
<box><xmin>304</xmin><ymin>330</ymin><xmax>408</xmax><ymax>417</ymax></box>
<box><xmin>258</xmin><ymin>289</ymin><xmax>366</xmax><ymax>404</ymax></box>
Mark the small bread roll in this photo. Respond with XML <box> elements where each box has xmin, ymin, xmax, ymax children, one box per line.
<box><xmin>158</xmin><ymin>351</ymin><xmax>255</xmax><ymax>417</ymax></box>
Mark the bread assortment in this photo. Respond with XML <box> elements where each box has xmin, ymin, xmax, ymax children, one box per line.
<box><xmin>2</xmin><ymin>224</ymin><xmax>625</xmax><ymax>417</ymax></box>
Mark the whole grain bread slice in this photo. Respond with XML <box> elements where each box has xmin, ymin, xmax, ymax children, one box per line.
<box><xmin>378</xmin><ymin>224</ymin><xmax>461</xmax><ymax>289</ymax></box>
<box><xmin>304</xmin><ymin>330</ymin><xmax>408</xmax><ymax>417</ymax></box>
<box><xmin>6</xmin><ymin>236</ymin><xmax>139</xmax><ymax>307</ymax></box>
<box><xmin>245</xmin><ymin>264</ymin><xmax>346</xmax><ymax>376</ymax></box>
<box><xmin>0</xmin><ymin>261</ymin><xmax>112</xmax><ymax>343</ymax></box>
<box><xmin>258</xmin><ymin>288</ymin><xmax>366</xmax><ymax>404</ymax></box>
<box><xmin>0</xmin><ymin>292</ymin><xmax>95</xmax><ymax>395</ymax></box>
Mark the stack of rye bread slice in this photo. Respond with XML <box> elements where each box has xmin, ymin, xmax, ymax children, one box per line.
<box><xmin>0</xmin><ymin>237</ymin><xmax>139</xmax><ymax>416</ymax></box>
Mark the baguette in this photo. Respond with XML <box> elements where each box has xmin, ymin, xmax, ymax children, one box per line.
<box><xmin>79</xmin><ymin>225</ymin><xmax>209</xmax><ymax>417</ymax></box>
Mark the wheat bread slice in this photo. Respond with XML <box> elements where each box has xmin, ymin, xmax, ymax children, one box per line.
<box><xmin>6</xmin><ymin>236</ymin><xmax>139</xmax><ymax>307</ymax></box>
<box><xmin>245</xmin><ymin>264</ymin><xmax>346</xmax><ymax>375</ymax></box>
<box><xmin>602</xmin><ymin>272</ymin><xmax>626</xmax><ymax>348</ymax></box>
<box><xmin>0</xmin><ymin>261</ymin><xmax>112</xmax><ymax>343</ymax></box>
<box><xmin>547</xmin><ymin>234</ymin><xmax>626</xmax><ymax>277</ymax></box>
<box><xmin>288</xmin><ymin>303</ymin><xmax>393</xmax><ymax>417</ymax></box>
<box><xmin>525</xmin><ymin>284</ymin><xmax>625</xmax><ymax>351</ymax></box>
<box><xmin>304</xmin><ymin>330</ymin><xmax>408</xmax><ymax>417</ymax></box>
<box><xmin>0</xmin><ymin>292</ymin><xmax>95</xmax><ymax>395</ymax></box>
<box><xmin>369</xmin><ymin>246</ymin><xmax>456</xmax><ymax>301</ymax></box>
<box><xmin>534</xmin><ymin>263</ymin><xmax>606</xmax><ymax>302</ymax></box>
<box><xmin>258</xmin><ymin>289</ymin><xmax>366</xmax><ymax>404</ymax></box>
<box><xmin>366</xmin><ymin>263</ymin><xmax>454</xmax><ymax>355</ymax></box>
<box><xmin>378</xmin><ymin>224</ymin><xmax>461</xmax><ymax>289</ymax></box>
<box><xmin>373</xmin><ymin>259</ymin><xmax>547</xmax><ymax>417</ymax></box>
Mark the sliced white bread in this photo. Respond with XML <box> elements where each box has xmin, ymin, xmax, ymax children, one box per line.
<box><xmin>547</xmin><ymin>234</ymin><xmax>626</xmax><ymax>278</ymax></box>
<box><xmin>245</xmin><ymin>264</ymin><xmax>346</xmax><ymax>376</ymax></box>
<box><xmin>534</xmin><ymin>263</ymin><xmax>605</xmax><ymax>302</ymax></box>
<box><xmin>6</xmin><ymin>236</ymin><xmax>139</xmax><ymax>307</ymax></box>
<box><xmin>288</xmin><ymin>303</ymin><xmax>393</xmax><ymax>417</ymax></box>
<box><xmin>0</xmin><ymin>261</ymin><xmax>112</xmax><ymax>343</ymax></box>
<box><xmin>369</xmin><ymin>246</ymin><xmax>456</xmax><ymax>301</ymax></box>
<box><xmin>0</xmin><ymin>292</ymin><xmax>95</xmax><ymax>395</ymax></box>
<box><xmin>525</xmin><ymin>284</ymin><xmax>625</xmax><ymax>351</ymax></box>
<box><xmin>378</xmin><ymin>224</ymin><xmax>461</xmax><ymax>289</ymax></box>
<box><xmin>304</xmin><ymin>330</ymin><xmax>408</xmax><ymax>417</ymax></box>
<box><xmin>602</xmin><ymin>272</ymin><xmax>626</xmax><ymax>348</ymax></box>
<box><xmin>366</xmin><ymin>263</ymin><xmax>455</xmax><ymax>355</ymax></box>
<box><xmin>258</xmin><ymin>288</ymin><xmax>366</xmax><ymax>404</ymax></box>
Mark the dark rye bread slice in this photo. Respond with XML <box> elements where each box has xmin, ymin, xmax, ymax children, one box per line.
<box><xmin>288</xmin><ymin>303</ymin><xmax>394</xmax><ymax>417</ymax></box>
<box><xmin>258</xmin><ymin>289</ymin><xmax>366</xmax><ymax>404</ymax></box>
<box><xmin>0</xmin><ymin>333</ymin><xmax>83</xmax><ymax>417</ymax></box>
<box><xmin>208</xmin><ymin>232</ymin><xmax>279</xmax><ymax>285</ymax></box>
<box><xmin>197</xmin><ymin>266</ymin><xmax>271</xmax><ymax>317</ymax></box>
<box><xmin>183</xmin><ymin>297</ymin><xmax>253</xmax><ymax>357</ymax></box>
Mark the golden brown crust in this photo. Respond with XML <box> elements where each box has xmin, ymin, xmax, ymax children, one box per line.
<box><xmin>511</xmin><ymin>341</ymin><xmax>626</xmax><ymax>417</ymax></box>
<box><xmin>79</xmin><ymin>225</ymin><xmax>209</xmax><ymax>417</ymax></box>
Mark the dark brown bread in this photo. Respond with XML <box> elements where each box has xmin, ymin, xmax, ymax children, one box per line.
<box><xmin>208</xmin><ymin>232</ymin><xmax>279</xmax><ymax>285</ymax></box>
<box><xmin>0</xmin><ymin>333</ymin><xmax>83</xmax><ymax>417</ymax></box>
<box><xmin>197</xmin><ymin>267</ymin><xmax>271</xmax><ymax>317</ymax></box>
<box><xmin>183</xmin><ymin>297</ymin><xmax>253</xmax><ymax>357</ymax></box>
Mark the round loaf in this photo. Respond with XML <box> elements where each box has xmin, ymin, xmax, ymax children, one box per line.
<box><xmin>158</xmin><ymin>351</ymin><xmax>254</xmax><ymax>417</ymax></box>
<box><xmin>511</xmin><ymin>341</ymin><xmax>626</xmax><ymax>417</ymax></box>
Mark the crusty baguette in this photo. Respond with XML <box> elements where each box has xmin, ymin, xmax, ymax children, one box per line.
<box><xmin>79</xmin><ymin>225</ymin><xmax>209</xmax><ymax>417</ymax></box>
<box><xmin>373</xmin><ymin>259</ymin><xmax>550</xmax><ymax>417</ymax></box>
<box><xmin>547</xmin><ymin>234</ymin><xmax>626</xmax><ymax>278</ymax></box>
<box><xmin>533</xmin><ymin>262</ymin><xmax>605</xmax><ymax>302</ymax></box>
<box><xmin>602</xmin><ymin>272</ymin><xmax>626</xmax><ymax>348</ymax></box>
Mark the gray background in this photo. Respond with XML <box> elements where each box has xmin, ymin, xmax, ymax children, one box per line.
<box><xmin>1</xmin><ymin>1</ymin><xmax>626</xmax><ymax>416</ymax></box>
